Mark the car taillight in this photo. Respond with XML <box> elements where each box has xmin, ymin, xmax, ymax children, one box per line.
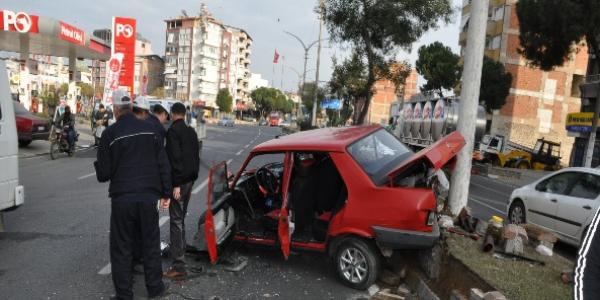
<box><xmin>426</xmin><ymin>211</ymin><xmax>436</xmax><ymax>226</ymax></box>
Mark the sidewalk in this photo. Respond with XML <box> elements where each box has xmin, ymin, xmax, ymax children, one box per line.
<box><xmin>18</xmin><ymin>122</ymin><xmax>95</xmax><ymax>159</ymax></box>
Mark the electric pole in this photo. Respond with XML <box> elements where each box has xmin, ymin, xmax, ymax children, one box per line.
<box><xmin>448</xmin><ymin>0</ymin><xmax>489</xmax><ymax>216</ymax></box>
<box><xmin>312</xmin><ymin>0</ymin><xmax>324</xmax><ymax>127</ymax></box>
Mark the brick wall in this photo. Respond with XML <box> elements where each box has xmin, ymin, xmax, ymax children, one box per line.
<box><xmin>367</xmin><ymin>69</ymin><xmax>419</xmax><ymax>125</ymax></box>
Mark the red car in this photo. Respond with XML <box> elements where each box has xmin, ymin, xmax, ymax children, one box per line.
<box><xmin>199</xmin><ymin>125</ymin><xmax>465</xmax><ymax>289</ymax></box>
<box><xmin>14</xmin><ymin>102</ymin><xmax>50</xmax><ymax>147</ymax></box>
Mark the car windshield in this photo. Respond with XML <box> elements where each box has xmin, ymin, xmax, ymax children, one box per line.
<box><xmin>347</xmin><ymin>129</ymin><xmax>413</xmax><ymax>185</ymax></box>
<box><xmin>13</xmin><ymin>102</ymin><xmax>30</xmax><ymax>116</ymax></box>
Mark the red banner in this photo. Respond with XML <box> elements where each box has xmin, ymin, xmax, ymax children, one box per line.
<box><xmin>112</xmin><ymin>17</ymin><xmax>136</xmax><ymax>94</ymax></box>
<box><xmin>0</xmin><ymin>10</ymin><xmax>39</xmax><ymax>33</ymax></box>
<box><xmin>59</xmin><ymin>21</ymin><xmax>85</xmax><ymax>45</ymax></box>
<box><xmin>102</xmin><ymin>53</ymin><xmax>124</xmax><ymax>105</ymax></box>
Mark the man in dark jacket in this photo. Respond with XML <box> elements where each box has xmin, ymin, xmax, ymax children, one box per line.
<box><xmin>164</xmin><ymin>102</ymin><xmax>200</xmax><ymax>278</ymax></box>
<box><xmin>94</xmin><ymin>95</ymin><xmax>171</xmax><ymax>300</ymax></box>
<box><xmin>149</xmin><ymin>103</ymin><xmax>168</xmax><ymax>144</ymax></box>
<box><xmin>575</xmin><ymin>207</ymin><xmax>600</xmax><ymax>299</ymax></box>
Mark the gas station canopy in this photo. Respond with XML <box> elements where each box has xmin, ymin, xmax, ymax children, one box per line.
<box><xmin>0</xmin><ymin>9</ymin><xmax>110</xmax><ymax>61</ymax></box>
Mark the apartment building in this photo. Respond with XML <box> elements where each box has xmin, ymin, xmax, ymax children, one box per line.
<box><xmin>460</xmin><ymin>0</ymin><xmax>588</xmax><ymax>164</ymax></box>
<box><xmin>164</xmin><ymin>6</ymin><xmax>252</xmax><ymax>110</ymax></box>
<box><xmin>367</xmin><ymin>68</ymin><xmax>418</xmax><ymax>125</ymax></box>
<box><xmin>134</xmin><ymin>55</ymin><xmax>165</xmax><ymax>96</ymax></box>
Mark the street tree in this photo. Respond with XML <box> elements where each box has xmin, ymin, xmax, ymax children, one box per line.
<box><xmin>251</xmin><ymin>87</ymin><xmax>276</xmax><ymax>117</ymax></box>
<box><xmin>58</xmin><ymin>83</ymin><xmax>69</xmax><ymax>97</ymax></box>
<box><xmin>77</xmin><ymin>83</ymin><xmax>94</xmax><ymax>100</ymax></box>
<box><xmin>150</xmin><ymin>87</ymin><xmax>166</xmax><ymax>98</ymax></box>
<box><xmin>480</xmin><ymin>56</ymin><xmax>512</xmax><ymax>113</ymax></box>
<box><xmin>300</xmin><ymin>82</ymin><xmax>326</xmax><ymax>116</ymax></box>
<box><xmin>216</xmin><ymin>88</ymin><xmax>233</xmax><ymax>113</ymax></box>
<box><xmin>323</xmin><ymin>0</ymin><xmax>453</xmax><ymax>124</ymax></box>
<box><xmin>415</xmin><ymin>42</ymin><xmax>461</xmax><ymax>97</ymax></box>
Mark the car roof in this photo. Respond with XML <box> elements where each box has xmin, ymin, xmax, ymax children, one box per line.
<box><xmin>557</xmin><ymin>167</ymin><xmax>600</xmax><ymax>176</ymax></box>
<box><xmin>253</xmin><ymin>125</ymin><xmax>381</xmax><ymax>152</ymax></box>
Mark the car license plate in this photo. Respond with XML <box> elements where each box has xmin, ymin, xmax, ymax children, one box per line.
<box><xmin>38</xmin><ymin>126</ymin><xmax>45</xmax><ymax>131</ymax></box>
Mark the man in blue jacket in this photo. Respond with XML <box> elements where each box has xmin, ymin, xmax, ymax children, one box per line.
<box><xmin>94</xmin><ymin>95</ymin><xmax>171</xmax><ymax>300</ymax></box>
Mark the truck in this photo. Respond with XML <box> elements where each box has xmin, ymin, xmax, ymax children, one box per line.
<box><xmin>391</xmin><ymin>94</ymin><xmax>487</xmax><ymax>150</ymax></box>
<box><xmin>474</xmin><ymin>134</ymin><xmax>562</xmax><ymax>170</ymax></box>
<box><xmin>0</xmin><ymin>60</ymin><xmax>25</xmax><ymax>228</ymax></box>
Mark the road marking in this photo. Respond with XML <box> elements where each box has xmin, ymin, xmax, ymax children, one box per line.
<box><xmin>471</xmin><ymin>182</ymin><xmax>511</xmax><ymax>197</ymax></box>
<box><xmin>192</xmin><ymin>179</ymin><xmax>209</xmax><ymax>195</ymax></box>
<box><xmin>78</xmin><ymin>172</ymin><xmax>96</xmax><ymax>180</ymax></box>
<box><xmin>98</xmin><ymin>215</ymin><xmax>170</xmax><ymax>275</ymax></box>
<box><xmin>469</xmin><ymin>197</ymin><xmax>506</xmax><ymax>216</ymax></box>
<box><xmin>235</xmin><ymin>149</ymin><xmax>244</xmax><ymax>156</ymax></box>
<box><xmin>244</xmin><ymin>144</ymin><xmax>249</xmax><ymax>149</ymax></box>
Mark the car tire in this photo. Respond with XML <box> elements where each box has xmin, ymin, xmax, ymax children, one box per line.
<box><xmin>334</xmin><ymin>237</ymin><xmax>381</xmax><ymax>290</ymax></box>
<box><xmin>508</xmin><ymin>200</ymin><xmax>526</xmax><ymax>225</ymax></box>
<box><xmin>18</xmin><ymin>140</ymin><xmax>31</xmax><ymax>147</ymax></box>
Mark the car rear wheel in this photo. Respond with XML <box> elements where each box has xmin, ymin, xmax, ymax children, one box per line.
<box><xmin>509</xmin><ymin>200</ymin><xmax>526</xmax><ymax>225</ymax></box>
<box><xmin>334</xmin><ymin>237</ymin><xmax>380</xmax><ymax>290</ymax></box>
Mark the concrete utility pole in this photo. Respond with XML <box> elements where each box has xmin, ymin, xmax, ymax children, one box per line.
<box><xmin>584</xmin><ymin>83</ymin><xmax>600</xmax><ymax>167</ymax></box>
<box><xmin>448</xmin><ymin>0</ymin><xmax>489</xmax><ymax>216</ymax></box>
<box><xmin>312</xmin><ymin>0</ymin><xmax>325</xmax><ymax>127</ymax></box>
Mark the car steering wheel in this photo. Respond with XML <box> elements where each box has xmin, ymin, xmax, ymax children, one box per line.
<box><xmin>255</xmin><ymin>166</ymin><xmax>280</xmax><ymax>195</ymax></box>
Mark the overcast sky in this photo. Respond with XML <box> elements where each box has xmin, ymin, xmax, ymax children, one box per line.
<box><xmin>3</xmin><ymin>0</ymin><xmax>461</xmax><ymax>91</ymax></box>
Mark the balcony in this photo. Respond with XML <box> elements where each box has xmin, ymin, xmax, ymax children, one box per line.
<box><xmin>486</xmin><ymin>20</ymin><xmax>503</xmax><ymax>37</ymax></box>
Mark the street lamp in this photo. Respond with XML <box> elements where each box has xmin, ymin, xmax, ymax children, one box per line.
<box><xmin>283</xmin><ymin>30</ymin><xmax>327</xmax><ymax>120</ymax></box>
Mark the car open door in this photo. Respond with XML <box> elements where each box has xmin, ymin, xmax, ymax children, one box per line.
<box><xmin>204</xmin><ymin>161</ymin><xmax>235</xmax><ymax>264</ymax></box>
<box><xmin>277</xmin><ymin>152</ymin><xmax>294</xmax><ymax>259</ymax></box>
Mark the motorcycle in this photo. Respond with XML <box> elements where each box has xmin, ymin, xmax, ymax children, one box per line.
<box><xmin>50</xmin><ymin>125</ymin><xmax>76</xmax><ymax>159</ymax></box>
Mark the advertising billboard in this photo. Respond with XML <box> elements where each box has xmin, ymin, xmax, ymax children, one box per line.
<box><xmin>112</xmin><ymin>17</ymin><xmax>136</xmax><ymax>94</ymax></box>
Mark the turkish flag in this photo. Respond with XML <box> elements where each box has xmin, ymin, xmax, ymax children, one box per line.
<box><xmin>273</xmin><ymin>49</ymin><xmax>280</xmax><ymax>64</ymax></box>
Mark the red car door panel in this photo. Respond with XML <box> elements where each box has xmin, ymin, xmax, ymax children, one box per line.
<box><xmin>278</xmin><ymin>152</ymin><xmax>293</xmax><ymax>259</ymax></box>
<box><xmin>204</xmin><ymin>161</ymin><xmax>230</xmax><ymax>265</ymax></box>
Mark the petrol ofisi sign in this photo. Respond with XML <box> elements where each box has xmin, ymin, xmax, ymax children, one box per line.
<box><xmin>112</xmin><ymin>17</ymin><xmax>136</xmax><ymax>94</ymax></box>
<box><xmin>59</xmin><ymin>21</ymin><xmax>85</xmax><ymax>45</ymax></box>
<box><xmin>0</xmin><ymin>10</ymin><xmax>39</xmax><ymax>33</ymax></box>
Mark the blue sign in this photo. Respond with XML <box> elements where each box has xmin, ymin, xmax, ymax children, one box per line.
<box><xmin>321</xmin><ymin>99</ymin><xmax>342</xmax><ymax>110</ymax></box>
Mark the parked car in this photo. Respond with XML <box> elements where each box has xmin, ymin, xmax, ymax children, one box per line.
<box><xmin>217</xmin><ymin>117</ymin><xmax>235</xmax><ymax>127</ymax></box>
<box><xmin>14</xmin><ymin>101</ymin><xmax>50</xmax><ymax>147</ymax></box>
<box><xmin>279</xmin><ymin>120</ymin><xmax>291</xmax><ymax>127</ymax></box>
<box><xmin>258</xmin><ymin>118</ymin><xmax>268</xmax><ymax>126</ymax></box>
<box><xmin>196</xmin><ymin>125</ymin><xmax>465</xmax><ymax>289</ymax></box>
<box><xmin>507</xmin><ymin>167</ymin><xmax>600</xmax><ymax>246</ymax></box>
<box><xmin>0</xmin><ymin>60</ymin><xmax>25</xmax><ymax>212</ymax></box>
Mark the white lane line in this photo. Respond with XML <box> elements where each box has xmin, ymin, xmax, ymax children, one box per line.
<box><xmin>98</xmin><ymin>215</ymin><xmax>170</xmax><ymax>275</ymax></box>
<box><xmin>244</xmin><ymin>144</ymin><xmax>249</xmax><ymax>149</ymax></box>
<box><xmin>192</xmin><ymin>178</ymin><xmax>209</xmax><ymax>195</ymax></box>
<box><xmin>235</xmin><ymin>149</ymin><xmax>244</xmax><ymax>156</ymax></box>
<box><xmin>471</xmin><ymin>182</ymin><xmax>511</xmax><ymax>197</ymax></box>
<box><xmin>469</xmin><ymin>197</ymin><xmax>506</xmax><ymax>216</ymax></box>
<box><xmin>78</xmin><ymin>172</ymin><xmax>96</xmax><ymax>180</ymax></box>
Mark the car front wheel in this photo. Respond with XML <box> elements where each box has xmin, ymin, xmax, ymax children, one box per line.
<box><xmin>509</xmin><ymin>200</ymin><xmax>526</xmax><ymax>225</ymax></box>
<box><xmin>334</xmin><ymin>237</ymin><xmax>380</xmax><ymax>290</ymax></box>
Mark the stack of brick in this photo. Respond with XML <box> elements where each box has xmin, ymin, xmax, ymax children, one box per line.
<box><xmin>502</xmin><ymin>224</ymin><xmax>528</xmax><ymax>254</ymax></box>
<box><xmin>524</xmin><ymin>224</ymin><xmax>558</xmax><ymax>250</ymax></box>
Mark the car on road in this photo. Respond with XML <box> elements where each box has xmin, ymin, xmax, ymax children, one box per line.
<box><xmin>507</xmin><ymin>167</ymin><xmax>600</xmax><ymax>246</ymax></box>
<box><xmin>217</xmin><ymin>117</ymin><xmax>235</xmax><ymax>127</ymax></box>
<box><xmin>258</xmin><ymin>118</ymin><xmax>268</xmax><ymax>126</ymax></box>
<box><xmin>197</xmin><ymin>125</ymin><xmax>465</xmax><ymax>289</ymax></box>
<box><xmin>279</xmin><ymin>120</ymin><xmax>291</xmax><ymax>127</ymax></box>
<box><xmin>14</xmin><ymin>101</ymin><xmax>50</xmax><ymax>147</ymax></box>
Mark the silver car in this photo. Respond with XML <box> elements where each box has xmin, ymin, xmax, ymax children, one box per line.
<box><xmin>217</xmin><ymin>117</ymin><xmax>235</xmax><ymax>127</ymax></box>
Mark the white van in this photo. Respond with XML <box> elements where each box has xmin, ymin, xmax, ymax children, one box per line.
<box><xmin>0</xmin><ymin>60</ymin><xmax>24</xmax><ymax>212</ymax></box>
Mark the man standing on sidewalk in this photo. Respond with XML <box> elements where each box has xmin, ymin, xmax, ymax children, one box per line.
<box><xmin>94</xmin><ymin>95</ymin><xmax>171</xmax><ymax>299</ymax></box>
<box><xmin>164</xmin><ymin>102</ymin><xmax>200</xmax><ymax>278</ymax></box>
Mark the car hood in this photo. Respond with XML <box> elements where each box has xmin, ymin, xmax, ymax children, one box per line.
<box><xmin>387</xmin><ymin>131</ymin><xmax>466</xmax><ymax>179</ymax></box>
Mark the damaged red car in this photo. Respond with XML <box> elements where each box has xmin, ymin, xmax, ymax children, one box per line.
<box><xmin>198</xmin><ymin>125</ymin><xmax>465</xmax><ymax>289</ymax></box>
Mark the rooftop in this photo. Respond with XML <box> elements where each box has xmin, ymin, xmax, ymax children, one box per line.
<box><xmin>252</xmin><ymin>125</ymin><xmax>381</xmax><ymax>153</ymax></box>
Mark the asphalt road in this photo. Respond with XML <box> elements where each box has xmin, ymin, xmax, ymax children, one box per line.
<box><xmin>0</xmin><ymin>124</ymin><xmax>577</xmax><ymax>299</ymax></box>
<box><xmin>0</xmin><ymin>124</ymin><xmax>369</xmax><ymax>300</ymax></box>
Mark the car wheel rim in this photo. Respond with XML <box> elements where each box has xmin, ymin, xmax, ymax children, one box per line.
<box><xmin>339</xmin><ymin>247</ymin><xmax>368</xmax><ymax>284</ymax></box>
<box><xmin>511</xmin><ymin>206</ymin><xmax>524</xmax><ymax>224</ymax></box>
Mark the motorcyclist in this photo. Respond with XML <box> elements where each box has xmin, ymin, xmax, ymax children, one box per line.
<box><xmin>58</xmin><ymin>106</ymin><xmax>77</xmax><ymax>151</ymax></box>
